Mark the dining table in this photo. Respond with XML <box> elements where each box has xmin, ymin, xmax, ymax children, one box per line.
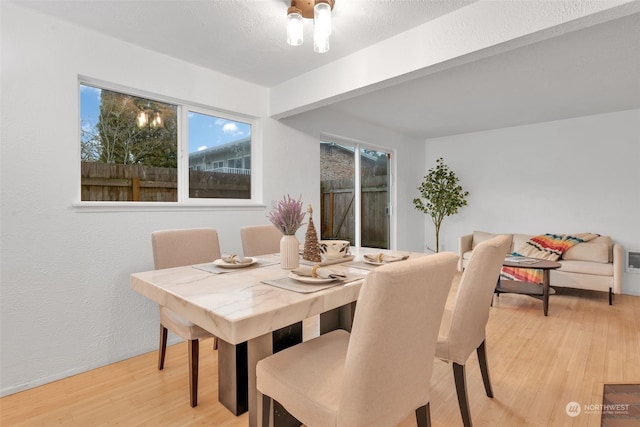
<box><xmin>130</xmin><ymin>247</ymin><xmax>426</xmax><ymax>427</ymax></box>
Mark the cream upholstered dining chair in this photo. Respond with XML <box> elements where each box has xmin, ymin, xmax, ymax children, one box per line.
<box><xmin>436</xmin><ymin>234</ymin><xmax>511</xmax><ymax>427</ymax></box>
<box><xmin>240</xmin><ymin>224</ymin><xmax>282</xmax><ymax>257</ymax></box>
<box><xmin>151</xmin><ymin>228</ymin><xmax>221</xmax><ymax>407</ymax></box>
<box><xmin>257</xmin><ymin>252</ymin><xmax>459</xmax><ymax>427</ymax></box>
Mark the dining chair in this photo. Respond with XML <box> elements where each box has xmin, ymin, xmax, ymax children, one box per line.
<box><xmin>151</xmin><ymin>227</ymin><xmax>221</xmax><ymax>407</ymax></box>
<box><xmin>435</xmin><ymin>234</ymin><xmax>511</xmax><ymax>427</ymax></box>
<box><xmin>240</xmin><ymin>224</ymin><xmax>282</xmax><ymax>256</ymax></box>
<box><xmin>257</xmin><ymin>252</ymin><xmax>459</xmax><ymax>427</ymax></box>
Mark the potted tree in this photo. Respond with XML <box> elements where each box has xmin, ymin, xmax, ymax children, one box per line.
<box><xmin>413</xmin><ymin>157</ymin><xmax>469</xmax><ymax>252</ymax></box>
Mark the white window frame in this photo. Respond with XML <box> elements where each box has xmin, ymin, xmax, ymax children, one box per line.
<box><xmin>320</xmin><ymin>133</ymin><xmax>397</xmax><ymax>250</ymax></box>
<box><xmin>75</xmin><ymin>76</ymin><xmax>264</xmax><ymax>211</ymax></box>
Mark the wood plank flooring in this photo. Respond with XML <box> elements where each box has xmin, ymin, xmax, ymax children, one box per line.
<box><xmin>2</xmin><ymin>273</ymin><xmax>639</xmax><ymax>426</ymax></box>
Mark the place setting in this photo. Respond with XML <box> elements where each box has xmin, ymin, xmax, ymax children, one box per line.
<box><xmin>262</xmin><ymin>265</ymin><xmax>365</xmax><ymax>293</ymax></box>
<box><xmin>345</xmin><ymin>252</ymin><xmax>410</xmax><ymax>270</ymax></box>
<box><xmin>194</xmin><ymin>253</ymin><xmax>278</xmax><ymax>274</ymax></box>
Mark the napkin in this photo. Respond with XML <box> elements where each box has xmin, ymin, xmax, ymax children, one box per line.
<box><xmin>221</xmin><ymin>254</ymin><xmax>253</xmax><ymax>264</ymax></box>
<box><xmin>292</xmin><ymin>265</ymin><xmax>346</xmax><ymax>279</ymax></box>
<box><xmin>363</xmin><ymin>253</ymin><xmax>409</xmax><ymax>263</ymax></box>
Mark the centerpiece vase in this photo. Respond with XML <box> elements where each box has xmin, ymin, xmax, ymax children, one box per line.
<box><xmin>280</xmin><ymin>234</ymin><xmax>300</xmax><ymax>269</ymax></box>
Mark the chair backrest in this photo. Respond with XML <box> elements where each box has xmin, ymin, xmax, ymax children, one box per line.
<box><xmin>151</xmin><ymin>228</ymin><xmax>221</xmax><ymax>269</ymax></box>
<box><xmin>338</xmin><ymin>252</ymin><xmax>458</xmax><ymax>427</ymax></box>
<box><xmin>446</xmin><ymin>234</ymin><xmax>511</xmax><ymax>364</ymax></box>
<box><xmin>240</xmin><ymin>224</ymin><xmax>282</xmax><ymax>257</ymax></box>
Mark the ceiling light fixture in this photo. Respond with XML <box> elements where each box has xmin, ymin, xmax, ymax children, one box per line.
<box><xmin>286</xmin><ymin>0</ymin><xmax>335</xmax><ymax>53</ymax></box>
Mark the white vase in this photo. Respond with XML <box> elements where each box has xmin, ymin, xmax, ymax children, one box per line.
<box><xmin>280</xmin><ymin>234</ymin><xmax>300</xmax><ymax>269</ymax></box>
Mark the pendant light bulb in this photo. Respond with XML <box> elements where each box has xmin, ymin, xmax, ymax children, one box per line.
<box><xmin>287</xmin><ymin>7</ymin><xmax>303</xmax><ymax>46</ymax></box>
<box><xmin>313</xmin><ymin>0</ymin><xmax>332</xmax><ymax>53</ymax></box>
<box><xmin>314</xmin><ymin>1</ymin><xmax>332</xmax><ymax>36</ymax></box>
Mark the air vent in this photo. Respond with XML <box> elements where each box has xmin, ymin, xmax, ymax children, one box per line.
<box><xmin>627</xmin><ymin>250</ymin><xmax>640</xmax><ymax>274</ymax></box>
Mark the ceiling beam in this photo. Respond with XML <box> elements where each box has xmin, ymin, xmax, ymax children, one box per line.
<box><xmin>269</xmin><ymin>0</ymin><xmax>640</xmax><ymax>120</ymax></box>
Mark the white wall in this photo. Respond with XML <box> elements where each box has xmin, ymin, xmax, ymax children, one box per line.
<box><xmin>0</xmin><ymin>3</ymin><xmax>426</xmax><ymax>396</ymax></box>
<box><xmin>0</xmin><ymin>4</ymin><xmax>310</xmax><ymax>396</ymax></box>
<box><xmin>423</xmin><ymin>109</ymin><xmax>640</xmax><ymax>295</ymax></box>
<box><xmin>281</xmin><ymin>107</ymin><xmax>427</xmax><ymax>253</ymax></box>
<box><xmin>3</xmin><ymin>0</ymin><xmax>635</xmax><ymax>399</ymax></box>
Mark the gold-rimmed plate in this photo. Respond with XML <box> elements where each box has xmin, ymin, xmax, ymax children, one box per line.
<box><xmin>213</xmin><ymin>257</ymin><xmax>257</xmax><ymax>269</ymax></box>
<box><xmin>288</xmin><ymin>272</ymin><xmax>337</xmax><ymax>284</ymax></box>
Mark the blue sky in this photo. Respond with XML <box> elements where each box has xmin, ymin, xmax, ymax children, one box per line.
<box><xmin>187</xmin><ymin>111</ymin><xmax>250</xmax><ymax>154</ymax></box>
<box><xmin>80</xmin><ymin>85</ymin><xmax>251</xmax><ymax>155</ymax></box>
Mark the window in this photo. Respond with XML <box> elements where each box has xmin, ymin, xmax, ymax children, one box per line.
<box><xmin>187</xmin><ymin>109</ymin><xmax>252</xmax><ymax>199</ymax></box>
<box><xmin>79</xmin><ymin>79</ymin><xmax>256</xmax><ymax>204</ymax></box>
<box><xmin>320</xmin><ymin>138</ymin><xmax>392</xmax><ymax>249</ymax></box>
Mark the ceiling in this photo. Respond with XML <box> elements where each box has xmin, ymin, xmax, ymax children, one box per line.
<box><xmin>12</xmin><ymin>0</ymin><xmax>640</xmax><ymax>139</ymax></box>
<box><xmin>331</xmin><ymin>11</ymin><xmax>640</xmax><ymax>139</ymax></box>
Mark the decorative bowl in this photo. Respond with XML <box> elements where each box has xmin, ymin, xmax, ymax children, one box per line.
<box><xmin>319</xmin><ymin>240</ymin><xmax>350</xmax><ymax>260</ymax></box>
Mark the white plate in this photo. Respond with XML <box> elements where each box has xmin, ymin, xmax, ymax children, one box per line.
<box><xmin>362</xmin><ymin>255</ymin><xmax>408</xmax><ymax>265</ymax></box>
<box><xmin>213</xmin><ymin>257</ymin><xmax>257</xmax><ymax>269</ymax></box>
<box><xmin>288</xmin><ymin>272</ymin><xmax>337</xmax><ymax>284</ymax></box>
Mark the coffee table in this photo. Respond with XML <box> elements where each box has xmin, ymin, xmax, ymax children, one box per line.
<box><xmin>495</xmin><ymin>258</ymin><xmax>561</xmax><ymax>316</ymax></box>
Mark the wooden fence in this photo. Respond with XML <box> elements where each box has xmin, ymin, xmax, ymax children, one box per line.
<box><xmin>320</xmin><ymin>175</ymin><xmax>389</xmax><ymax>249</ymax></box>
<box><xmin>81</xmin><ymin>162</ymin><xmax>250</xmax><ymax>201</ymax></box>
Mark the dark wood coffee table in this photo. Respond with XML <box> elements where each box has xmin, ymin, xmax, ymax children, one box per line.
<box><xmin>496</xmin><ymin>258</ymin><xmax>561</xmax><ymax>316</ymax></box>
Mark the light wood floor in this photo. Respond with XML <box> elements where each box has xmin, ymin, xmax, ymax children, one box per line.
<box><xmin>2</xmin><ymin>273</ymin><xmax>639</xmax><ymax>427</ymax></box>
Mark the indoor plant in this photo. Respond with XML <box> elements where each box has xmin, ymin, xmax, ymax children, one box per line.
<box><xmin>413</xmin><ymin>157</ymin><xmax>469</xmax><ymax>252</ymax></box>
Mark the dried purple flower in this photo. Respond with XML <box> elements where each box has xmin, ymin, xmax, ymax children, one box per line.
<box><xmin>268</xmin><ymin>195</ymin><xmax>306</xmax><ymax>235</ymax></box>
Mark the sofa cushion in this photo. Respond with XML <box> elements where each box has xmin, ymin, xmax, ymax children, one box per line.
<box><xmin>558</xmin><ymin>260</ymin><xmax>613</xmax><ymax>276</ymax></box>
<box><xmin>512</xmin><ymin>233</ymin><xmax>533</xmax><ymax>254</ymax></box>
<box><xmin>473</xmin><ymin>231</ymin><xmax>513</xmax><ymax>253</ymax></box>
<box><xmin>472</xmin><ymin>231</ymin><xmax>498</xmax><ymax>248</ymax></box>
<box><xmin>562</xmin><ymin>241</ymin><xmax>611</xmax><ymax>264</ymax></box>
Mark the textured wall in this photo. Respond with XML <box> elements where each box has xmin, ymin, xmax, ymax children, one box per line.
<box><xmin>0</xmin><ymin>4</ymin><xmax>425</xmax><ymax>396</ymax></box>
<box><xmin>424</xmin><ymin>109</ymin><xmax>640</xmax><ymax>295</ymax></box>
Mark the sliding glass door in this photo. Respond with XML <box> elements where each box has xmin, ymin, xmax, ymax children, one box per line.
<box><xmin>320</xmin><ymin>138</ymin><xmax>391</xmax><ymax>249</ymax></box>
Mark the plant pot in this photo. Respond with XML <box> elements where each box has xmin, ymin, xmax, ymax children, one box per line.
<box><xmin>280</xmin><ymin>235</ymin><xmax>300</xmax><ymax>269</ymax></box>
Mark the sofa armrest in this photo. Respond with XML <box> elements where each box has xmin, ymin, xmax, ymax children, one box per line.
<box><xmin>458</xmin><ymin>234</ymin><xmax>473</xmax><ymax>271</ymax></box>
<box><xmin>612</xmin><ymin>243</ymin><xmax>623</xmax><ymax>294</ymax></box>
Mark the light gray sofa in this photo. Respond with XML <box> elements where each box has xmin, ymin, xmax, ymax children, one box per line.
<box><xmin>459</xmin><ymin>231</ymin><xmax>623</xmax><ymax>304</ymax></box>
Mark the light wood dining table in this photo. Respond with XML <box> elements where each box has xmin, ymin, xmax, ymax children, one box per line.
<box><xmin>130</xmin><ymin>247</ymin><xmax>426</xmax><ymax>427</ymax></box>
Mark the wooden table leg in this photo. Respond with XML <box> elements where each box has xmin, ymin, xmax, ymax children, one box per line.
<box><xmin>542</xmin><ymin>270</ymin><xmax>550</xmax><ymax>316</ymax></box>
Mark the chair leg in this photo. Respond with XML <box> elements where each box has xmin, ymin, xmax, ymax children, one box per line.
<box><xmin>453</xmin><ymin>363</ymin><xmax>473</xmax><ymax>427</ymax></box>
<box><xmin>261</xmin><ymin>393</ymin><xmax>271</xmax><ymax>427</ymax></box>
<box><xmin>609</xmin><ymin>287</ymin><xmax>613</xmax><ymax>305</ymax></box>
<box><xmin>158</xmin><ymin>324</ymin><xmax>168</xmax><ymax>370</ymax></box>
<box><xmin>477</xmin><ymin>340</ymin><xmax>494</xmax><ymax>398</ymax></box>
<box><xmin>188</xmin><ymin>339</ymin><xmax>199</xmax><ymax>407</ymax></box>
<box><xmin>213</xmin><ymin>336</ymin><xmax>218</xmax><ymax>350</ymax></box>
<box><xmin>415</xmin><ymin>402</ymin><xmax>432</xmax><ymax>427</ymax></box>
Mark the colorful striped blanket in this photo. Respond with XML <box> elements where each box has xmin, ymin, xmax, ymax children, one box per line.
<box><xmin>500</xmin><ymin>233</ymin><xmax>599</xmax><ymax>284</ymax></box>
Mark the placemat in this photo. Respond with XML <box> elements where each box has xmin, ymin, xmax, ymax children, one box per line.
<box><xmin>343</xmin><ymin>260</ymin><xmax>381</xmax><ymax>271</ymax></box>
<box><xmin>344</xmin><ymin>258</ymin><xmax>412</xmax><ymax>271</ymax></box>
<box><xmin>299</xmin><ymin>255</ymin><xmax>355</xmax><ymax>266</ymax></box>
<box><xmin>262</xmin><ymin>273</ymin><xmax>366</xmax><ymax>294</ymax></box>
<box><xmin>193</xmin><ymin>258</ymin><xmax>278</xmax><ymax>274</ymax></box>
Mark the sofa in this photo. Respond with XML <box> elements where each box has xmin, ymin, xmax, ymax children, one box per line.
<box><xmin>459</xmin><ymin>231</ymin><xmax>623</xmax><ymax>304</ymax></box>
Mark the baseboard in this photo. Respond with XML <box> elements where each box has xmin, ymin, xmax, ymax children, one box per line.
<box><xmin>0</xmin><ymin>342</ymin><xmax>166</xmax><ymax>398</ymax></box>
